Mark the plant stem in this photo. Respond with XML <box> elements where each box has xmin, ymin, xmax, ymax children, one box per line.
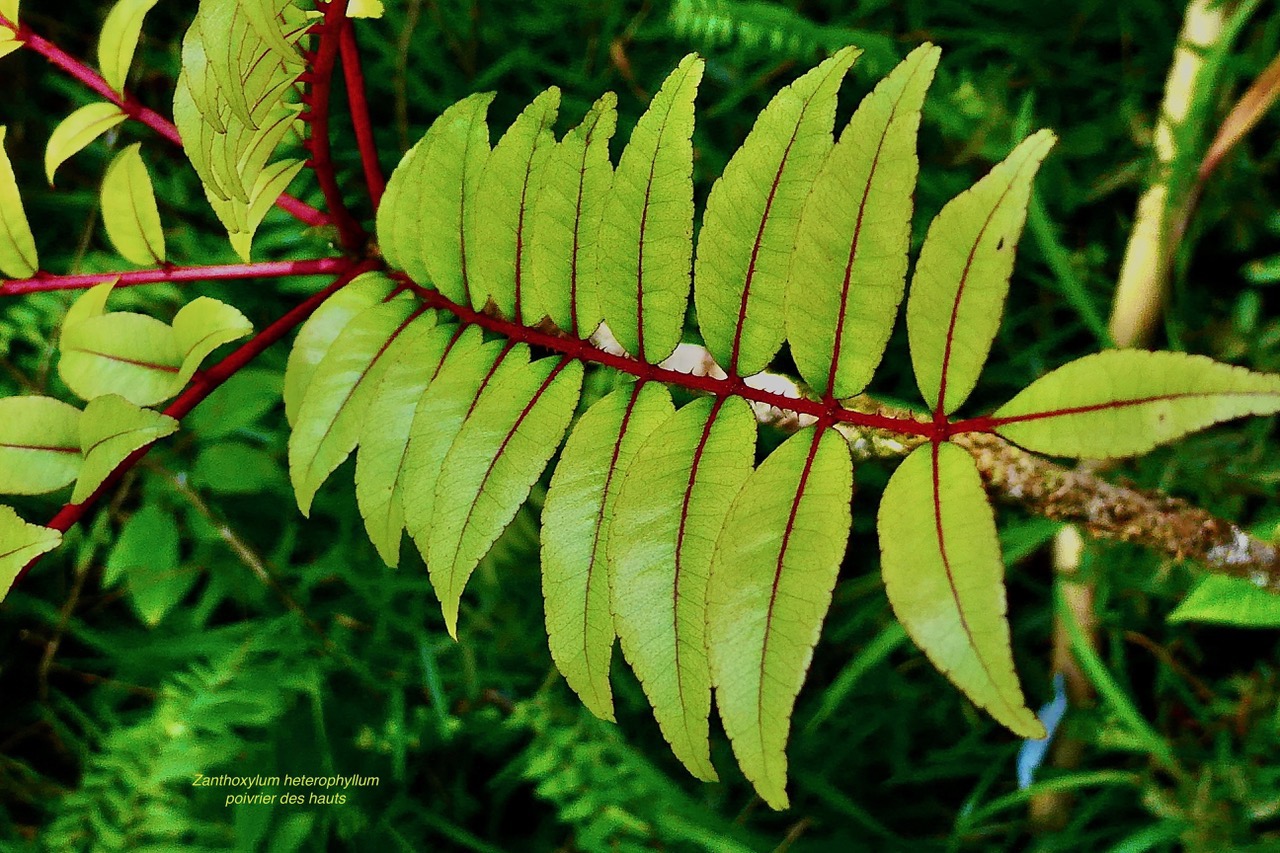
<box><xmin>302</xmin><ymin>0</ymin><xmax>369</xmax><ymax>251</ymax></box>
<box><xmin>0</xmin><ymin>258</ymin><xmax>350</xmax><ymax>296</ymax></box>
<box><xmin>339</xmin><ymin>17</ymin><xmax>386</xmax><ymax>209</ymax></box>
<box><xmin>14</xmin><ymin>259</ymin><xmax>374</xmax><ymax>587</ymax></box>
<box><xmin>2</xmin><ymin>14</ymin><xmax>330</xmax><ymax>229</ymax></box>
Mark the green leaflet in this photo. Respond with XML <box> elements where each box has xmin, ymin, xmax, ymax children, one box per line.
<box><xmin>354</xmin><ymin>318</ymin><xmax>458</xmax><ymax>567</ymax></box>
<box><xmin>0</xmin><ymin>506</ymin><xmax>60</xmax><ymax>602</ymax></box>
<box><xmin>107</xmin><ymin>503</ymin><xmax>190</xmax><ymax>626</ymax></box>
<box><xmin>695</xmin><ymin>46</ymin><xmax>858</xmax><ymax>377</ymax></box>
<box><xmin>907</xmin><ymin>130</ymin><xmax>1056</xmax><ymax>414</ymax></box>
<box><xmin>466</xmin><ymin>87</ymin><xmax>560</xmax><ymax>323</ymax></box>
<box><xmin>283</xmin><ymin>272</ymin><xmax>395</xmax><ymax>425</ymax></box>
<box><xmin>402</xmin><ymin>329</ymin><xmax>507</xmax><ymax>562</ymax></box>
<box><xmin>541</xmin><ymin>382</ymin><xmax>674</xmax><ymax>722</ymax></box>
<box><xmin>45</xmin><ymin>102</ymin><xmax>128</xmax><ymax>184</ymax></box>
<box><xmin>74</xmin><ymin>394</ymin><xmax>178</xmax><ymax>504</ymax></box>
<box><xmin>527</xmin><ymin>92</ymin><xmax>618</xmax><ymax>337</ymax></box>
<box><xmin>0</xmin><ymin>125</ymin><xmax>38</xmax><ymax>278</ymax></box>
<box><xmin>707</xmin><ymin>427</ymin><xmax>853</xmax><ymax>809</ymax></box>
<box><xmin>288</xmin><ymin>298</ymin><xmax>421</xmax><ymax>516</ymax></box>
<box><xmin>598</xmin><ymin>54</ymin><xmax>703</xmax><ymax>364</ymax></box>
<box><xmin>98</xmin><ymin>0</ymin><xmax>161</xmax><ymax>94</ymax></box>
<box><xmin>428</xmin><ymin>356</ymin><xmax>584</xmax><ymax>637</ymax></box>
<box><xmin>878</xmin><ymin>442</ymin><xmax>1043</xmax><ymax>738</ymax></box>
<box><xmin>101</xmin><ymin>144</ymin><xmax>166</xmax><ymax>266</ymax></box>
<box><xmin>990</xmin><ymin>350</ymin><xmax>1280</xmax><ymax>458</ymax></box>
<box><xmin>1169</xmin><ymin>576</ymin><xmax>1280</xmax><ymax>627</ymax></box>
<box><xmin>377</xmin><ymin>93</ymin><xmax>495</xmax><ymax>303</ymax></box>
<box><xmin>609</xmin><ymin>395</ymin><xmax>757</xmax><ymax>782</ymax></box>
<box><xmin>786</xmin><ymin>45</ymin><xmax>939</xmax><ymax>399</ymax></box>
<box><xmin>59</xmin><ymin>281</ymin><xmax>252</xmax><ymax>406</ymax></box>
<box><xmin>0</xmin><ymin>397</ymin><xmax>82</xmax><ymax>494</ymax></box>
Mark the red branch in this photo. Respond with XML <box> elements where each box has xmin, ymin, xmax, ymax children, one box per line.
<box><xmin>14</xmin><ymin>259</ymin><xmax>374</xmax><ymax>586</ymax></box>
<box><xmin>339</xmin><ymin>17</ymin><xmax>386</xmax><ymax>209</ymax></box>
<box><xmin>402</xmin><ymin>277</ymin><xmax>936</xmax><ymax>437</ymax></box>
<box><xmin>301</xmin><ymin>0</ymin><xmax>368</xmax><ymax>250</ymax></box>
<box><xmin>0</xmin><ymin>258</ymin><xmax>350</xmax><ymax>296</ymax></box>
<box><xmin>3</xmin><ymin>15</ymin><xmax>329</xmax><ymax>229</ymax></box>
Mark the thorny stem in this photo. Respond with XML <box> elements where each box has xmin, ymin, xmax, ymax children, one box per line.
<box><xmin>339</xmin><ymin>17</ymin><xmax>386</xmax><ymax>209</ymax></box>
<box><xmin>301</xmin><ymin>0</ymin><xmax>368</xmax><ymax>251</ymax></box>
<box><xmin>1</xmin><ymin>15</ymin><xmax>329</xmax><ymax>229</ymax></box>
<box><xmin>0</xmin><ymin>258</ymin><xmax>350</xmax><ymax>296</ymax></box>
<box><xmin>15</xmin><ymin>259</ymin><xmax>374</xmax><ymax>586</ymax></box>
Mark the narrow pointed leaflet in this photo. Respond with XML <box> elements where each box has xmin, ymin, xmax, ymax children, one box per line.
<box><xmin>599</xmin><ymin>55</ymin><xmax>703</xmax><ymax>363</ymax></box>
<box><xmin>377</xmin><ymin>93</ymin><xmax>495</xmax><ymax>304</ymax></box>
<box><xmin>45</xmin><ymin>103</ymin><xmax>128</xmax><ymax>184</ymax></box>
<box><xmin>466</xmin><ymin>87</ymin><xmax>560</xmax><ymax>324</ymax></box>
<box><xmin>0</xmin><ymin>126</ymin><xmax>38</xmax><ymax>278</ymax></box>
<box><xmin>695</xmin><ymin>47</ymin><xmax>859</xmax><ymax>376</ymax></box>
<box><xmin>528</xmin><ymin>93</ymin><xmax>618</xmax><ymax>337</ymax></box>
<box><xmin>288</xmin><ymin>297</ymin><xmax>422</xmax><ymax>515</ymax></box>
<box><xmin>985</xmin><ymin>350</ymin><xmax>1280</xmax><ymax>458</ymax></box>
<box><xmin>1</xmin><ymin>507</ymin><xmax>60</xmax><ymax>601</ymax></box>
<box><xmin>427</xmin><ymin>356</ymin><xmax>583</xmax><ymax>637</ymax></box>
<box><xmin>907</xmin><ymin>130</ymin><xmax>1056</xmax><ymax>415</ymax></box>
<box><xmin>786</xmin><ymin>45</ymin><xmax>939</xmax><ymax>399</ymax></box>
<box><xmin>0</xmin><ymin>397</ymin><xmax>82</xmax><ymax>494</ymax></box>
<box><xmin>74</xmin><ymin>395</ymin><xmax>179</xmax><ymax>504</ymax></box>
<box><xmin>609</xmin><ymin>396</ymin><xmax>757</xmax><ymax>781</ymax></box>
<box><xmin>541</xmin><ymin>382</ymin><xmax>674</xmax><ymax>721</ymax></box>
<box><xmin>98</xmin><ymin>0</ymin><xmax>161</xmax><ymax>93</ymax></box>
<box><xmin>707</xmin><ymin>427</ymin><xmax>853</xmax><ymax>810</ymax></box>
<box><xmin>878</xmin><ymin>442</ymin><xmax>1043</xmax><ymax>738</ymax></box>
<box><xmin>101</xmin><ymin>144</ymin><xmax>166</xmax><ymax>265</ymax></box>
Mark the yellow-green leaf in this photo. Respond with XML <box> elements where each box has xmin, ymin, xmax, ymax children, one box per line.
<box><xmin>707</xmin><ymin>427</ymin><xmax>853</xmax><ymax>809</ymax></box>
<box><xmin>0</xmin><ymin>506</ymin><xmax>60</xmax><ymax>602</ymax></box>
<box><xmin>0</xmin><ymin>0</ymin><xmax>18</xmax><ymax>24</ymax></box>
<box><xmin>466</xmin><ymin>87</ymin><xmax>560</xmax><ymax>323</ymax></box>
<box><xmin>878</xmin><ymin>442</ymin><xmax>1043</xmax><ymax>738</ymax></box>
<box><xmin>786</xmin><ymin>45</ymin><xmax>939</xmax><ymax>398</ymax></box>
<box><xmin>0</xmin><ymin>32</ymin><xmax>23</xmax><ymax>62</ymax></box>
<box><xmin>45</xmin><ymin>102</ymin><xmax>127</xmax><ymax>184</ymax></box>
<box><xmin>541</xmin><ymin>381</ymin><xmax>674</xmax><ymax>721</ymax></box>
<box><xmin>98</xmin><ymin>0</ymin><xmax>160</xmax><ymax>94</ymax></box>
<box><xmin>598</xmin><ymin>55</ymin><xmax>703</xmax><ymax>364</ymax></box>
<box><xmin>990</xmin><ymin>350</ymin><xmax>1280</xmax><ymax>458</ymax></box>
<box><xmin>348</xmin><ymin>0</ymin><xmax>384</xmax><ymax>17</ymax></box>
<box><xmin>907</xmin><ymin>130</ymin><xmax>1056</xmax><ymax>414</ymax></box>
<box><xmin>695</xmin><ymin>46</ymin><xmax>859</xmax><ymax>377</ymax></box>
<box><xmin>101</xmin><ymin>143</ymin><xmax>166</xmax><ymax>265</ymax></box>
<box><xmin>528</xmin><ymin>93</ymin><xmax>617</xmax><ymax>337</ymax></box>
<box><xmin>609</xmin><ymin>395</ymin><xmax>756</xmax><ymax>782</ymax></box>
<box><xmin>0</xmin><ymin>396</ymin><xmax>82</xmax><ymax>494</ymax></box>
<box><xmin>429</xmin><ymin>356</ymin><xmax>583</xmax><ymax>637</ymax></box>
<box><xmin>74</xmin><ymin>394</ymin><xmax>178</xmax><ymax>503</ymax></box>
<box><xmin>0</xmin><ymin>126</ymin><xmax>38</xmax><ymax>277</ymax></box>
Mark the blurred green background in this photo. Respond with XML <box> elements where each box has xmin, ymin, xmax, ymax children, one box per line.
<box><xmin>3</xmin><ymin>0</ymin><xmax>1280</xmax><ymax>849</ymax></box>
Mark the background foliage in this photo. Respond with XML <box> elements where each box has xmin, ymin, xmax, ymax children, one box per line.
<box><xmin>2</xmin><ymin>0</ymin><xmax>1280</xmax><ymax>849</ymax></box>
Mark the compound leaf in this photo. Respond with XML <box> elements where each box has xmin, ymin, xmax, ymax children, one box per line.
<box><xmin>0</xmin><ymin>126</ymin><xmax>38</xmax><ymax>278</ymax></box>
<box><xmin>878</xmin><ymin>442</ymin><xmax>1043</xmax><ymax>738</ymax></box>
<box><xmin>288</xmin><ymin>298</ymin><xmax>421</xmax><ymax>515</ymax></box>
<box><xmin>429</xmin><ymin>355</ymin><xmax>583</xmax><ymax>637</ymax></box>
<box><xmin>991</xmin><ymin>350</ymin><xmax>1280</xmax><ymax>458</ymax></box>
<box><xmin>609</xmin><ymin>395</ymin><xmax>756</xmax><ymax>782</ymax></box>
<box><xmin>466</xmin><ymin>86</ymin><xmax>559</xmax><ymax>323</ymax></box>
<box><xmin>101</xmin><ymin>143</ymin><xmax>166</xmax><ymax>266</ymax></box>
<box><xmin>0</xmin><ymin>396</ymin><xmax>82</xmax><ymax>494</ymax></box>
<box><xmin>707</xmin><ymin>427</ymin><xmax>853</xmax><ymax>809</ymax></box>
<box><xmin>0</xmin><ymin>506</ymin><xmax>60</xmax><ymax>602</ymax></box>
<box><xmin>907</xmin><ymin>130</ymin><xmax>1056</xmax><ymax>414</ymax></box>
<box><xmin>787</xmin><ymin>44</ymin><xmax>939</xmax><ymax>398</ymax></box>
<box><xmin>98</xmin><ymin>0</ymin><xmax>160</xmax><ymax>94</ymax></box>
<box><xmin>695</xmin><ymin>46</ymin><xmax>858</xmax><ymax>377</ymax></box>
<box><xmin>541</xmin><ymin>381</ymin><xmax>674</xmax><ymax>721</ymax></box>
<box><xmin>528</xmin><ymin>92</ymin><xmax>617</xmax><ymax>337</ymax></box>
<box><xmin>45</xmin><ymin>102</ymin><xmax>128</xmax><ymax>184</ymax></box>
<box><xmin>75</xmin><ymin>394</ymin><xmax>178</xmax><ymax>504</ymax></box>
<box><xmin>598</xmin><ymin>54</ymin><xmax>703</xmax><ymax>364</ymax></box>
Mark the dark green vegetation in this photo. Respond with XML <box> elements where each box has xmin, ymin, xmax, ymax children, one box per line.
<box><xmin>3</xmin><ymin>0</ymin><xmax>1280</xmax><ymax>850</ymax></box>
